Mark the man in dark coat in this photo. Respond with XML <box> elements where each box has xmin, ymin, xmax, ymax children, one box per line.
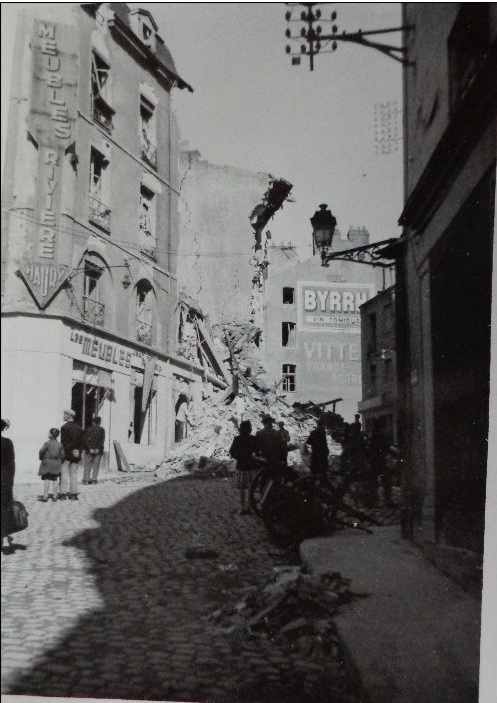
<box><xmin>255</xmin><ymin>415</ymin><xmax>287</xmax><ymax>467</ymax></box>
<box><xmin>82</xmin><ymin>416</ymin><xmax>105</xmax><ymax>485</ymax></box>
<box><xmin>306</xmin><ymin>416</ymin><xmax>329</xmax><ymax>477</ymax></box>
<box><xmin>1</xmin><ymin>419</ymin><xmax>16</xmax><ymax>554</ymax></box>
<box><xmin>59</xmin><ymin>409</ymin><xmax>84</xmax><ymax>500</ymax></box>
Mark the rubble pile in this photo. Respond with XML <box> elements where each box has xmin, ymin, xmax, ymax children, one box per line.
<box><xmin>155</xmin><ymin>322</ymin><xmax>338</xmax><ymax>481</ymax></box>
<box><xmin>210</xmin><ymin>567</ymin><xmax>363</xmax><ymax>641</ymax></box>
<box><xmin>208</xmin><ymin>566</ymin><xmax>367</xmax><ymax>699</ymax></box>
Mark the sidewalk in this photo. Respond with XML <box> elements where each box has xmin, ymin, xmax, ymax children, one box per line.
<box><xmin>300</xmin><ymin>527</ymin><xmax>481</xmax><ymax>703</ymax></box>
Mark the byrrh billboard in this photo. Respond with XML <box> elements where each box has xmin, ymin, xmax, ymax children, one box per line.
<box><xmin>297</xmin><ymin>281</ymin><xmax>375</xmax><ymax>333</ymax></box>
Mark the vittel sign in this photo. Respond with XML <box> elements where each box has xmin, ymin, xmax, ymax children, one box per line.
<box><xmin>297</xmin><ymin>281</ymin><xmax>375</xmax><ymax>333</ymax></box>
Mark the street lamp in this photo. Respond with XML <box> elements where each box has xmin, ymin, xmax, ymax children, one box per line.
<box><xmin>310</xmin><ymin>204</ymin><xmax>337</xmax><ymax>265</ymax></box>
<box><xmin>311</xmin><ymin>203</ymin><xmax>400</xmax><ymax>269</ymax></box>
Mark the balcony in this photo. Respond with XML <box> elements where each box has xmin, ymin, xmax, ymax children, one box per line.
<box><xmin>83</xmin><ymin>296</ymin><xmax>105</xmax><ymax>326</ymax></box>
<box><xmin>137</xmin><ymin>319</ymin><xmax>152</xmax><ymax>345</ymax></box>
<box><xmin>89</xmin><ymin>194</ymin><xmax>111</xmax><ymax>232</ymax></box>
<box><xmin>92</xmin><ymin>95</ymin><xmax>114</xmax><ymax>133</ymax></box>
<box><xmin>140</xmin><ymin>133</ymin><xmax>157</xmax><ymax>169</ymax></box>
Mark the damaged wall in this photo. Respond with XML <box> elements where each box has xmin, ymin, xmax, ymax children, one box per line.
<box><xmin>177</xmin><ymin>148</ymin><xmax>279</xmax><ymax>326</ymax></box>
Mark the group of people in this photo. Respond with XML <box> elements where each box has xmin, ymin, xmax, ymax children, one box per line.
<box><xmin>229</xmin><ymin>414</ymin><xmax>292</xmax><ymax>514</ymax></box>
<box><xmin>38</xmin><ymin>410</ymin><xmax>106</xmax><ymax>501</ymax></box>
<box><xmin>229</xmin><ymin>410</ymin><xmax>397</xmax><ymax>515</ymax></box>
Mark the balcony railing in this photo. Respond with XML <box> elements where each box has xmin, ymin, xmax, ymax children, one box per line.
<box><xmin>83</xmin><ymin>296</ymin><xmax>105</xmax><ymax>326</ymax></box>
<box><xmin>140</xmin><ymin>133</ymin><xmax>157</xmax><ymax>168</ymax></box>
<box><xmin>136</xmin><ymin>319</ymin><xmax>152</xmax><ymax>345</ymax></box>
<box><xmin>139</xmin><ymin>226</ymin><xmax>157</xmax><ymax>260</ymax></box>
<box><xmin>89</xmin><ymin>194</ymin><xmax>111</xmax><ymax>232</ymax></box>
<box><xmin>92</xmin><ymin>95</ymin><xmax>114</xmax><ymax>133</ymax></box>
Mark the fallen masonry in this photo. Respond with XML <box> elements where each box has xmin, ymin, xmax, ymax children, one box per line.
<box><xmin>208</xmin><ymin>565</ymin><xmax>369</xmax><ymax>700</ymax></box>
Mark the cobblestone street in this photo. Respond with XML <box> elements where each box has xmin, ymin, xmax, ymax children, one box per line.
<box><xmin>1</xmin><ymin>474</ymin><xmax>360</xmax><ymax>702</ymax></box>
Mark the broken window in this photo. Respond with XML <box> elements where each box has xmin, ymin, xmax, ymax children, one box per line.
<box><xmin>283</xmin><ymin>287</ymin><xmax>295</xmax><ymax>304</ymax></box>
<box><xmin>282</xmin><ymin>321</ymin><xmax>296</xmax><ymax>347</ymax></box>
<box><xmin>91</xmin><ymin>51</ymin><xmax>114</xmax><ymax>131</ymax></box>
<box><xmin>136</xmin><ymin>280</ymin><xmax>154</xmax><ymax>345</ymax></box>
<box><xmin>140</xmin><ymin>94</ymin><xmax>157</xmax><ymax>168</ymax></box>
<box><xmin>83</xmin><ymin>261</ymin><xmax>104</xmax><ymax>326</ymax></box>
<box><xmin>89</xmin><ymin>147</ymin><xmax>111</xmax><ymax>231</ymax></box>
<box><xmin>139</xmin><ymin>185</ymin><xmax>156</xmax><ymax>259</ymax></box>
<box><xmin>282</xmin><ymin>364</ymin><xmax>296</xmax><ymax>393</ymax></box>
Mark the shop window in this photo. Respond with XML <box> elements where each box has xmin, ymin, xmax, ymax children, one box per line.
<box><xmin>282</xmin><ymin>364</ymin><xmax>296</xmax><ymax>393</ymax></box>
<box><xmin>139</xmin><ymin>185</ymin><xmax>157</xmax><ymax>259</ymax></box>
<box><xmin>131</xmin><ymin>365</ymin><xmax>157</xmax><ymax>445</ymax></box>
<box><xmin>89</xmin><ymin>147</ymin><xmax>111</xmax><ymax>232</ymax></box>
<box><xmin>448</xmin><ymin>4</ymin><xmax>489</xmax><ymax>112</ymax></box>
<box><xmin>91</xmin><ymin>51</ymin><xmax>114</xmax><ymax>131</ymax></box>
<box><xmin>136</xmin><ymin>280</ymin><xmax>154</xmax><ymax>345</ymax></box>
<box><xmin>282</xmin><ymin>321</ymin><xmax>296</xmax><ymax>347</ymax></box>
<box><xmin>71</xmin><ymin>362</ymin><xmax>112</xmax><ymax>431</ymax></box>
<box><xmin>83</xmin><ymin>260</ymin><xmax>105</xmax><ymax>326</ymax></box>
<box><xmin>140</xmin><ymin>94</ymin><xmax>157</xmax><ymax>168</ymax></box>
<box><xmin>283</xmin><ymin>287</ymin><xmax>295</xmax><ymax>304</ymax></box>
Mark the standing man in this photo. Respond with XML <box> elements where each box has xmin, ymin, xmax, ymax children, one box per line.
<box><xmin>255</xmin><ymin>415</ymin><xmax>287</xmax><ymax>467</ymax></box>
<box><xmin>306</xmin><ymin>415</ymin><xmax>329</xmax><ymax>478</ymax></box>
<box><xmin>277</xmin><ymin>421</ymin><xmax>291</xmax><ymax>467</ymax></box>
<box><xmin>82</xmin><ymin>416</ymin><xmax>105</xmax><ymax>485</ymax></box>
<box><xmin>59</xmin><ymin>409</ymin><xmax>84</xmax><ymax>500</ymax></box>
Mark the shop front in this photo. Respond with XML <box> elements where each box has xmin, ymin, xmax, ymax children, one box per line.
<box><xmin>1</xmin><ymin>314</ymin><xmax>203</xmax><ymax>482</ymax></box>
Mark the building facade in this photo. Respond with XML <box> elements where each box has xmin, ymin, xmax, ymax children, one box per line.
<box><xmin>264</xmin><ymin>229</ymin><xmax>392</xmax><ymax>421</ymax></box>
<box><xmin>397</xmin><ymin>4</ymin><xmax>496</xmax><ymax>561</ymax></box>
<box><xmin>1</xmin><ymin>3</ymin><xmax>208</xmax><ymax>481</ymax></box>
<box><xmin>177</xmin><ymin>147</ymin><xmax>292</xmax><ymax>329</ymax></box>
<box><xmin>358</xmin><ymin>285</ymin><xmax>397</xmax><ymax>441</ymax></box>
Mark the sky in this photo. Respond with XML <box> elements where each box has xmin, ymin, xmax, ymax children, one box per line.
<box><xmin>1</xmin><ymin>2</ymin><xmax>404</xmax><ymax>257</ymax></box>
<box><xmin>138</xmin><ymin>2</ymin><xmax>404</xmax><ymax>256</ymax></box>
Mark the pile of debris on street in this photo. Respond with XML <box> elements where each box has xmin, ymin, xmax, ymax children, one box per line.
<box><xmin>208</xmin><ymin>565</ymin><xmax>368</xmax><ymax>700</ymax></box>
<box><xmin>155</xmin><ymin>321</ymin><xmax>341</xmax><ymax>482</ymax></box>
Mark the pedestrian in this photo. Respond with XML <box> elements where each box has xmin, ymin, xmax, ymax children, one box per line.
<box><xmin>59</xmin><ymin>409</ymin><xmax>84</xmax><ymax>501</ymax></box>
<box><xmin>82</xmin><ymin>416</ymin><xmax>105</xmax><ymax>485</ymax></box>
<box><xmin>38</xmin><ymin>428</ymin><xmax>65</xmax><ymax>502</ymax></box>
<box><xmin>255</xmin><ymin>415</ymin><xmax>287</xmax><ymax>467</ymax></box>
<box><xmin>229</xmin><ymin>420</ymin><xmax>258</xmax><ymax>515</ymax></box>
<box><xmin>277</xmin><ymin>420</ymin><xmax>291</xmax><ymax>466</ymax></box>
<box><xmin>351</xmin><ymin>413</ymin><xmax>362</xmax><ymax>434</ymax></box>
<box><xmin>306</xmin><ymin>415</ymin><xmax>329</xmax><ymax>478</ymax></box>
<box><xmin>175</xmin><ymin>394</ymin><xmax>191</xmax><ymax>442</ymax></box>
<box><xmin>1</xmin><ymin>419</ymin><xmax>16</xmax><ymax>554</ymax></box>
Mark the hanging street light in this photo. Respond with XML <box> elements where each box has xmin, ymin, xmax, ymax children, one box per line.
<box><xmin>310</xmin><ymin>204</ymin><xmax>337</xmax><ymax>265</ymax></box>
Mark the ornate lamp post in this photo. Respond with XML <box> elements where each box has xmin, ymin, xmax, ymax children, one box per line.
<box><xmin>310</xmin><ymin>204</ymin><xmax>400</xmax><ymax>268</ymax></box>
<box><xmin>310</xmin><ymin>203</ymin><xmax>337</xmax><ymax>265</ymax></box>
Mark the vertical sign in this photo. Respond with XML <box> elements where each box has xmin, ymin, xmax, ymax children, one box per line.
<box><xmin>19</xmin><ymin>19</ymin><xmax>78</xmax><ymax>308</ymax></box>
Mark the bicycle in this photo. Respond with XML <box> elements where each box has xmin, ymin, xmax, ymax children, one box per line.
<box><xmin>260</xmin><ymin>468</ymin><xmax>382</xmax><ymax>547</ymax></box>
<box><xmin>249</xmin><ymin>457</ymin><xmax>299</xmax><ymax>517</ymax></box>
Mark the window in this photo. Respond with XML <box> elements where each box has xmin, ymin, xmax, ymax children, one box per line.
<box><xmin>91</xmin><ymin>51</ymin><xmax>114</xmax><ymax>132</ymax></box>
<box><xmin>282</xmin><ymin>321</ymin><xmax>296</xmax><ymax>347</ymax></box>
<box><xmin>83</xmin><ymin>261</ymin><xmax>105</xmax><ymax>326</ymax></box>
<box><xmin>136</xmin><ymin>280</ymin><xmax>154</xmax><ymax>345</ymax></box>
<box><xmin>283</xmin><ymin>287</ymin><xmax>295</xmax><ymax>304</ymax></box>
<box><xmin>370</xmin><ymin>364</ymin><xmax>377</xmax><ymax>396</ymax></box>
<box><xmin>140</xmin><ymin>94</ymin><xmax>157</xmax><ymax>168</ymax></box>
<box><xmin>448</xmin><ymin>4</ymin><xmax>489</xmax><ymax>111</ymax></box>
<box><xmin>368</xmin><ymin>312</ymin><xmax>377</xmax><ymax>354</ymax></box>
<box><xmin>282</xmin><ymin>364</ymin><xmax>296</xmax><ymax>393</ymax></box>
<box><xmin>89</xmin><ymin>147</ymin><xmax>111</xmax><ymax>231</ymax></box>
<box><xmin>139</xmin><ymin>185</ymin><xmax>156</xmax><ymax>259</ymax></box>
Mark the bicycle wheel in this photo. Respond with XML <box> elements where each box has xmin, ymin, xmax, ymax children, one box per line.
<box><xmin>249</xmin><ymin>468</ymin><xmax>274</xmax><ymax>517</ymax></box>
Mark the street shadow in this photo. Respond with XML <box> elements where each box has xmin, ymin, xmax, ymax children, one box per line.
<box><xmin>5</xmin><ymin>478</ymin><xmax>312</xmax><ymax>703</ymax></box>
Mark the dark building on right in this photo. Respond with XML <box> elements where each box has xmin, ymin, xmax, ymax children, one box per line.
<box><xmin>396</xmin><ymin>4</ymin><xmax>496</xmax><ymax>568</ymax></box>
